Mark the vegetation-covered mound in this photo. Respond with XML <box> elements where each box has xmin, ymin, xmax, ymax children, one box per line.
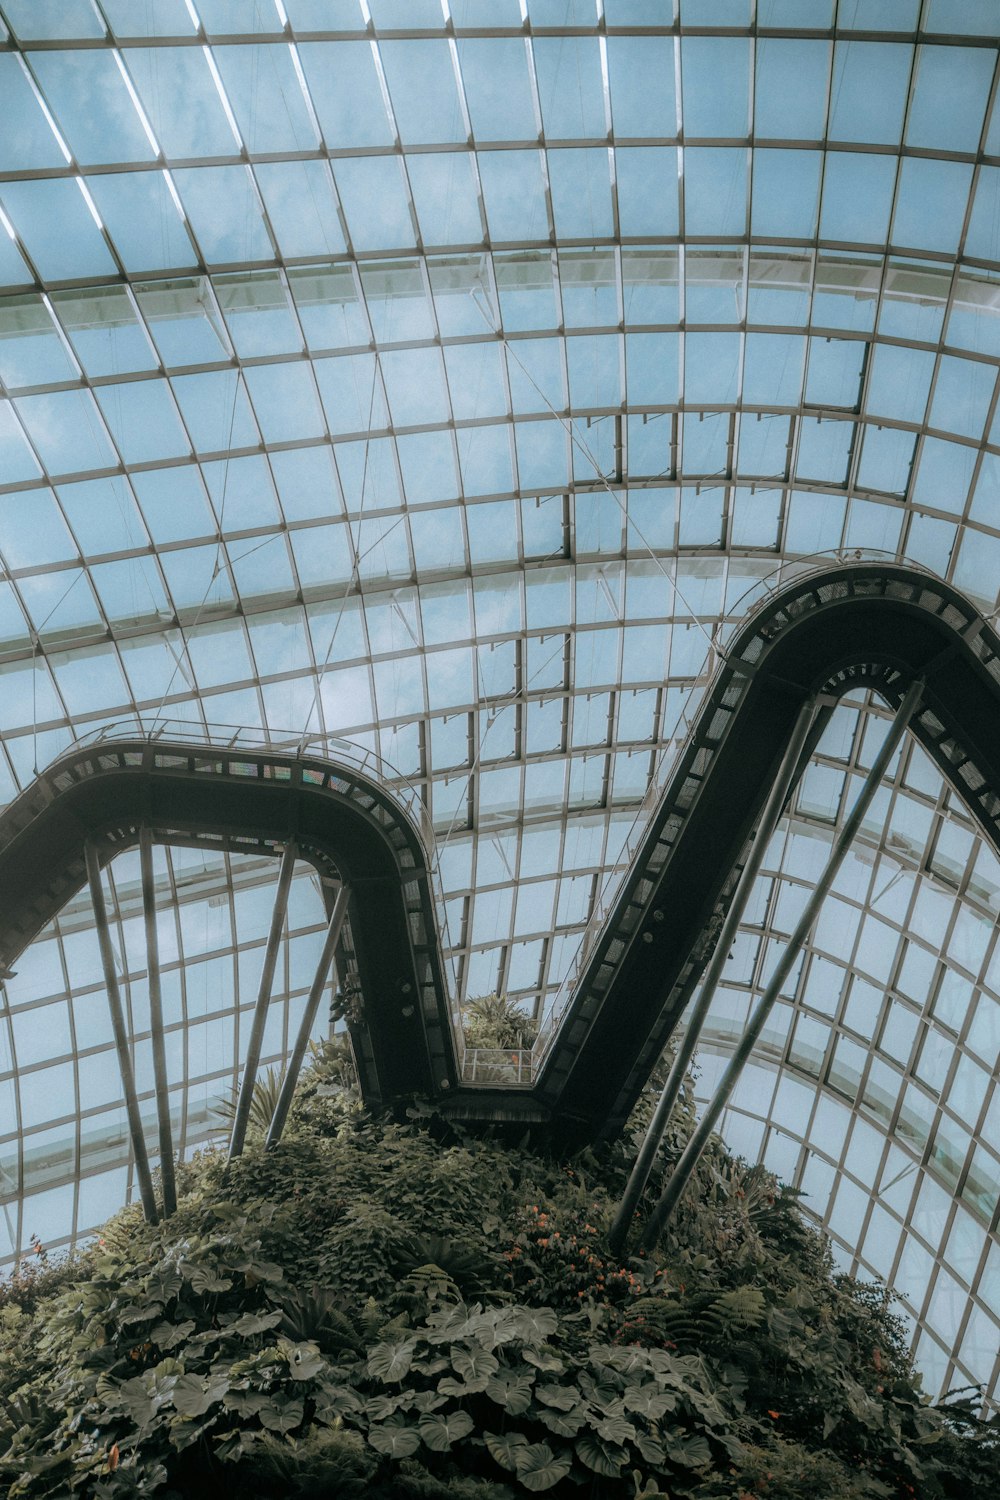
<box><xmin>1</xmin><ymin>1035</ymin><xmax>996</xmax><ymax>1499</ymax></box>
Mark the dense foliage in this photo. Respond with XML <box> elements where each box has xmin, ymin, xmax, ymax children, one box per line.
<box><xmin>461</xmin><ymin>991</ymin><xmax>538</xmax><ymax>1049</ymax></box>
<box><xmin>1</xmin><ymin>1027</ymin><xmax>996</xmax><ymax>1499</ymax></box>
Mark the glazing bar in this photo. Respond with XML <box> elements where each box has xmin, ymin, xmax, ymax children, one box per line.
<box><xmin>608</xmin><ymin>694</ymin><xmax>820</xmax><ymax>1257</ymax></box>
<box><xmin>227</xmin><ymin>840</ymin><xmax>297</xmax><ymax>1162</ymax></box>
<box><xmin>85</xmin><ymin>842</ymin><xmax>159</xmax><ymax>1225</ymax></box>
<box><xmin>265</xmin><ymin>881</ymin><xmax>351</xmax><ymax>1149</ymax></box>
<box><xmin>140</xmin><ymin>826</ymin><xmax>177</xmax><ymax>1218</ymax></box>
<box><xmin>640</xmin><ymin>677</ymin><xmax>924</xmax><ymax>1248</ymax></box>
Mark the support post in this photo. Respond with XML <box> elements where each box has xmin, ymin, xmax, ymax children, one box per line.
<box><xmin>640</xmin><ymin>677</ymin><xmax>924</xmax><ymax>1248</ymax></box>
<box><xmin>608</xmin><ymin>695</ymin><xmax>820</xmax><ymax>1257</ymax></box>
<box><xmin>228</xmin><ymin>840</ymin><xmax>297</xmax><ymax>1162</ymax></box>
<box><xmin>265</xmin><ymin>882</ymin><xmax>350</xmax><ymax>1149</ymax></box>
<box><xmin>85</xmin><ymin>842</ymin><xmax>159</xmax><ymax>1225</ymax></box>
<box><xmin>140</xmin><ymin>827</ymin><xmax>177</xmax><ymax>1218</ymax></box>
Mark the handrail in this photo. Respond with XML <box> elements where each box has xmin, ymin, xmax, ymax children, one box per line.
<box><xmin>532</xmin><ymin>548</ymin><xmax>943</xmax><ymax>1069</ymax></box>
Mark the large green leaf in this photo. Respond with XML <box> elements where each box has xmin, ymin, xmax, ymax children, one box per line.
<box><xmin>514</xmin><ymin>1441</ymin><xmax>573</xmax><ymax>1492</ymax></box>
<box><xmin>665</xmin><ymin>1432</ymin><xmax>712</xmax><ymax>1468</ymax></box>
<box><xmin>522</xmin><ymin>1347</ymin><xmax>565</xmax><ymax>1374</ymax></box>
<box><xmin>313</xmin><ymin>1385</ymin><xmax>365</xmax><ymax>1422</ymax></box>
<box><xmin>114</xmin><ymin>1375</ymin><xmax>155</xmax><ymax>1427</ymax></box>
<box><xmin>368</xmin><ymin>1417</ymin><xmax>421</xmax><ymax>1458</ymax></box>
<box><xmin>537</xmin><ymin>1405</ymin><xmax>587</xmax><ymax>1437</ymax></box>
<box><xmin>424</xmin><ymin>1303</ymin><xmax>480</xmax><ymax>1344</ymax></box>
<box><xmin>150</xmin><ymin>1319</ymin><xmax>196</xmax><ymax>1351</ymax></box>
<box><xmin>185</xmin><ymin>1263</ymin><xmax>233</xmax><ymax>1296</ymax></box>
<box><xmin>622</xmin><ymin>1383</ymin><xmax>675</xmax><ymax>1419</ymax></box>
<box><xmin>231</xmin><ymin>1310</ymin><xmax>283</xmax><ymax>1337</ymax></box>
<box><xmin>411</xmin><ymin>1389</ymin><xmax>449</xmax><ymax>1414</ymax></box>
<box><xmin>636</xmin><ymin>1432</ymin><xmax>666</xmax><ymax>1466</ymax></box>
<box><xmin>510</xmin><ymin>1307</ymin><xmax>559</xmax><ymax>1343</ymax></box>
<box><xmin>116</xmin><ymin>1301</ymin><xmax>163</xmax><ymax>1325</ymax></box>
<box><xmin>438</xmin><ymin>1376</ymin><xmax>478</xmax><ymax>1398</ymax></box>
<box><xmin>535</xmin><ymin>1383</ymin><xmax>580</xmax><ymax>1412</ymax></box>
<box><xmin>450</xmin><ymin>1343</ymin><xmax>499</xmax><ymax>1389</ymax></box>
<box><xmin>486</xmin><ymin>1368</ymin><xmax>535</xmax><ymax>1415</ymax></box>
<box><xmin>225</xmin><ymin>1390</ymin><xmax>269</xmax><ymax>1418</ymax></box>
<box><xmin>596</xmin><ymin>1413</ymin><xmax>637</xmax><ymax>1445</ymax></box>
<box><xmin>485</xmin><ymin>1430</ymin><xmax>528</xmax><ymax>1471</ymax></box>
<box><xmin>278</xmin><ymin>1337</ymin><xmax>325</xmax><ymax>1381</ymax></box>
<box><xmin>258</xmin><ymin>1392</ymin><xmax>305</xmax><ymax>1433</ymax></box>
<box><xmin>171</xmin><ymin>1371</ymin><xmax>229</xmax><ymax>1418</ymax></box>
<box><xmin>418</xmin><ymin>1409</ymin><xmax>475</xmax><ymax>1451</ymax></box>
<box><xmin>368</xmin><ymin>1337</ymin><xmax>417</xmax><ymax>1383</ymax></box>
<box><xmin>593</xmin><ymin>1345</ymin><xmax>654</xmax><ymax>1375</ymax></box>
<box><xmin>145</xmin><ymin>1270</ymin><xmax>183</xmax><ymax>1304</ymax></box>
<box><xmin>366</xmin><ymin>1393</ymin><xmax>408</xmax><ymax>1421</ymax></box>
<box><xmin>575</xmin><ymin>1432</ymin><xmax>628</xmax><ymax>1477</ymax></box>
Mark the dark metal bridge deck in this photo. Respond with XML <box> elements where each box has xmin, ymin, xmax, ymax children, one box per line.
<box><xmin>4</xmin><ymin>561</ymin><xmax>1000</xmax><ymax>1146</ymax></box>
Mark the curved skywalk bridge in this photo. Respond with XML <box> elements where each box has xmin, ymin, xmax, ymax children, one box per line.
<box><xmin>3</xmin><ymin>561</ymin><xmax>1000</xmax><ymax>1191</ymax></box>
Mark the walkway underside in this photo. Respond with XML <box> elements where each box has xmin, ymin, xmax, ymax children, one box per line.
<box><xmin>3</xmin><ymin>562</ymin><xmax>1000</xmax><ymax>1145</ymax></box>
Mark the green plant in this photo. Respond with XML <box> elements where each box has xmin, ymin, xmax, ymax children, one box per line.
<box><xmin>461</xmin><ymin>992</ymin><xmax>538</xmax><ymax>1050</ymax></box>
<box><xmin>0</xmin><ymin>1041</ymin><xmax>997</xmax><ymax>1500</ymax></box>
<box><xmin>213</xmin><ymin>1065</ymin><xmax>285</xmax><ymax>1140</ymax></box>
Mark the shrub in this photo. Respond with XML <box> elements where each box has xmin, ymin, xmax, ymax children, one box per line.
<box><xmin>0</xmin><ymin>1042</ymin><xmax>996</xmax><ymax>1498</ymax></box>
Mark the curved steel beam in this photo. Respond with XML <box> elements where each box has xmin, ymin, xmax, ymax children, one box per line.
<box><xmin>1</xmin><ymin>562</ymin><xmax>1000</xmax><ymax>1147</ymax></box>
<box><xmin>0</xmin><ymin>741</ymin><xmax>460</xmax><ymax>1117</ymax></box>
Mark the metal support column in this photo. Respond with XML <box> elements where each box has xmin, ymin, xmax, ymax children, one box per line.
<box><xmin>85</xmin><ymin>842</ymin><xmax>159</xmax><ymax>1225</ymax></box>
<box><xmin>641</xmin><ymin>677</ymin><xmax>924</xmax><ymax>1248</ymax></box>
<box><xmin>608</xmin><ymin>695</ymin><xmax>820</xmax><ymax>1257</ymax></box>
<box><xmin>265</xmin><ymin>882</ymin><xmax>351</xmax><ymax>1149</ymax></box>
<box><xmin>140</xmin><ymin>826</ymin><xmax>176</xmax><ymax>1218</ymax></box>
<box><xmin>227</xmin><ymin>840</ymin><xmax>297</xmax><ymax>1162</ymax></box>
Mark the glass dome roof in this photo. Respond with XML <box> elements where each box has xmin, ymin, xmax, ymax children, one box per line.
<box><xmin>2</xmin><ymin>0</ymin><xmax>1000</xmax><ymax>1404</ymax></box>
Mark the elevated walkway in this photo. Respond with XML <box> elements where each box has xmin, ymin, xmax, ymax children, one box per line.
<box><xmin>3</xmin><ymin>561</ymin><xmax>1000</xmax><ymax>1146</ymax></box>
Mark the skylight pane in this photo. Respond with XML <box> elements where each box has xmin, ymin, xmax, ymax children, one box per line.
<box><xmin>2</xmin><ymin>0</ymin><xmax>104</xmax><ymax>40</ymax></box>
<box><xmin>29</xmin><ymin>50</ymin><xmax>154</xmax><ymax>165</ymax></box>
<box><xmin>548</xmin><ymin>149</ymin><xmax>614</xmax><ymax>238</ymax></box>
<box><xmin>333</xmin><ymin>156</ymin><xmax>416</xmax><ymax>252</ymax></box>
<box><xmin>213</xmin><ymin>43</ymin><xmax>319</xmax><ymax>153</ymax></box>
<box><xmin>533</xmin><ymin>37</ymin><xmax>606</xmax><ymax>139</ymax></box>
<box><xmin>681</xmin><ymin>37</ymin><xmax>750</xmax><ymax>139</ymax></box>
<box><xmin>754</xmin><ymin>40</ymin><xmax>830</xmax><ymax>140</ymax></box>
<box><xmin>381</xmin><ymin>40</ymin><xmax>465</xmax><ymax>145</ymax></box>
<box><xmin>172</xmin><ymin>166</ymin><xmax>274</xmax><ymax>264</ymax></box>
<box><xmin>297</xmin><ymin>41</ymin><xmax>394</xmax><ymax>148</ymax></box>
<box><xmin>85</xmin><ymin>173</ymin><xmax>196</xmax><ymax>274</ymax></box>
<box><xmin>478</xmin><ymin>151</ymin><xmax>550</xmax><ymax>242</ymax></box>
<box><xmin>458</xmin><ymin>37</ymin><xmax>536</xmax><ymax>142</ymax></box>
<box><xmin>0</xmin><ymin>180</ymin><xmax>116</xmax><ymax>280</ymax></box>
<box><xmin>906</xmin><ymin>46</ymin><xmax>994</xmax><ymax>155</ymax></box>
<box><xmin>828</xmin><ymin>42</ymin><xmax>911</xmax><ymax>147</ymax></box>
<box><xmin>126</xmin><ymin>47</ymin><xmax>238</xmax><ymax>157</ymax></box>
<box><xmin>255</xmin><ymin>160</ymin><xmax>347</xmax><ymax>258</ymax></box>
<box><xmin>0</xmin><ymin>54</ymin><xmax>72</xmax><ymax>171</ymax></box>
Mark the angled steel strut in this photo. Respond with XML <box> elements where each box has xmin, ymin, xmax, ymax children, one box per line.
<box><xmin>265</xmin><ymin>881</ymin><xmax>351</xmax><ymax>1149</ymax></box>
<box><xmin>639</xmin><ymin>675</ymin><xmax>925</xmax><ymax>1247</ymax></box>
<box><xmin>228</xmin><ymin>840</ymin><xmax>298</xmax><ymax>1163</ymax></box>
<box><xmin>140</xmin><ymin>826</ymin><xmax>177</xmax><ymax>1218</ymax></box>
<box><xmin>608</xmin><ymin>692</ymin><xmax>821</xmax><ymax>1258</ymax></box>
<box><xmin>85</xmin><ymin>842</ymin><xmax>159</xmax><ymax>1225</ymax></box>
